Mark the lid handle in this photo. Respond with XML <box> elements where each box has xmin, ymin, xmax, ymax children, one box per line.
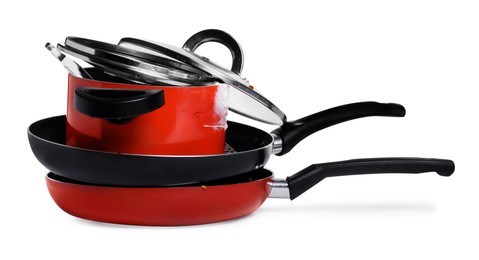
<box><xmin>183</xmin><ymin>29</ymin><xmax>244</xmax><ymax>74</ymax></box>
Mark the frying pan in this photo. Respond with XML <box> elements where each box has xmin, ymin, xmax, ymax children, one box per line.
<box><xmin>29</xmin><ymin>101</ymin><xmax>405</xmax><ymax>186</ymax></box>
<box><xmin>45</xmin><ymin>157</ymin><xmax>455</xmax><ymax>226</ymax></box>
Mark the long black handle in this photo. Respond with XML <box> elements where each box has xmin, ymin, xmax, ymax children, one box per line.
<box><xmin>271</xmin><ymin>102</ymin><xmax>406</xmax><ymax>156</ymax></box>
<box><xmin>182</xmin><ymin>29</ymin><xmax>244</xmax><ymax>74</ymax></box>
<box><xmin>286</xmin><ymin>158</ymin><xmax>455</xmax><ymax>200</ymax></box>
<box><xmin>75</xmin><ymin>87</ymin><xmax>165</xmax><ymax>124</ymax></box>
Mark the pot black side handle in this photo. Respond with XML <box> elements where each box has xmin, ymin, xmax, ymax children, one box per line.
<box><xmin>75</xmin><ymin>87</ymin><xmax>165</xmax><ymax>124</ymax></box>
<box><xmin>182</xmin><ymin>29</ymin><xmax>244</xmax><ymax>74</ymax></box>
<box><xmin>271</xmin><ymin>102</ymin><xmax>406</xmax><ymax>156</ymax></box>
<box><xmin>286</xmin><ymin>158</ymin><xmax>455</xmax><ymax>200</ymax></box>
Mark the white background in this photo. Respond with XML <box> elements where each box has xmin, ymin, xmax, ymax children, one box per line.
<box><xmin>1</xmin><ymin>0</ymin><xmax>478</xmax><ymax>259</ymax></box>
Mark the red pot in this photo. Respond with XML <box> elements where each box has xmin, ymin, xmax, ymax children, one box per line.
<box><xmin>66</xmin><ymin>71</ymin><xmax>228</xmax><ymax>155</ymax></box>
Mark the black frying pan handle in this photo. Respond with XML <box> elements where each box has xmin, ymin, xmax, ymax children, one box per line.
<box><xmin>286</xmin><ymin>158</ymin><xmax>455</xmax><ymax>200</ymax></box>
<box><xmin>271</xmin><ymin>102</ymin><xmax>406</xmax><ymax>156</ymax></box>
<box><xmin>75</xmin><ymin>87</ymin><xmax>165</xmax><ymax>124</ymax></box>
<box><xmin>182</xmin><ymin>29</ymin><xmax>244</xmax><ymax>74</ymax></box>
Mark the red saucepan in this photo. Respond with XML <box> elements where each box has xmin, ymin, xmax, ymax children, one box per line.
<box><xmin>66</xmin><ymin>68</ymin><xmax>228</xmax><ymax>155</ymax></box>
<box><xmin>46</xmin><ymin>158</ymin><xmax>454</xmax><ymax>226</ymax></box>
<box><xmin>57</xmin><ymin>32</ymin><xmax>288</xmax><ymax>156</ymax></box>
<box><xmin>29</xmin><ymin>102</ymin><xmax>405</xmax><ymax>186</ymax></box>
<box><xmin>56</xmin><ymin>34</ymin><xmax>241</xmax><ymax>156</ymax></box>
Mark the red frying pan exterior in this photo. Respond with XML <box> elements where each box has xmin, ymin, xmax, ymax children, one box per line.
<box><xmin>46</xmin><ymin>173</ymin><xmax>272</xmax><ymax>226</ymax></box>
<box><xmin>45</xmin><ymin>158</ymin><xmax>455</xmax><ymax>226</ymax></box>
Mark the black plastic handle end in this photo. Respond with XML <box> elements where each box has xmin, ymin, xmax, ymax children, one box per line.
<box><xmin>435</xmin><ymin>160</ymin><xmax>455</xmax><ymax>177</ymax></box>
<box><xmin>383</xmin><ymin>102</ymin><xmax>406</xmax><ymax>117</ymax></box>
<box><xmin>286</xmin><ymin>158</ymin><xmax>455</xmax><ymax>200</ymax></box>
<box><xmin>75</xmin><ymin>87</ymin><xmax>165</xmax><ymax>124</ymax></box>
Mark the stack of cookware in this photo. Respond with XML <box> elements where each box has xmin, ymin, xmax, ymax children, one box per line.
<box><xmin>28</xmin><ymin>29</ymin><xmax>455</xmax><ymax>226</ymax></box>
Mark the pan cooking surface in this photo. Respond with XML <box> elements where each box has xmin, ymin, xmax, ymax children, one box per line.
<box><xmin>47</xmin><ymin>168</ymin><xmax>272</xmax><ymax>187</ymax></box>
<box><xmin>29</xmin><ymin>116</ymin><xmax>274</xmax><ymax>186</ymax></box>
<box><xmin>30</xmin><ymin>116</ymin><xmax>273</xmax><ymax>156</ymax></box>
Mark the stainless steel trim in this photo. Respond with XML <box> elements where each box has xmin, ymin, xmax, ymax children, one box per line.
<box><xmin>62</xmin><ymin>38</ymin><xmax>215</xmax><ymax>85</ymax></box>
<box><xmin>271</xmin><ymin>133</ymin><xmax>283</xmax><ymax>155</ymax></box>
<box><xmin>268</xmin><ymin>179</ymin><xmax>290</xmax><ymax>199</ymax></box>
<box><xmin>65</xmin><ymin>37</ymin><xmax>211</xmax><ymax>77</ymax></box>
<box><xmin>46</xmin><ymin>43</ymin><xmax>91</xmax><ymax>79</ymax></box>
<box><xmin>57</xmin><ymin>45</ymin><xmax>216</xmax><ymax>86</ymax></box>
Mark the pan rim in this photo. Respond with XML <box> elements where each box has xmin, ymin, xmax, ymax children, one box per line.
<box><xmin>46</xmin><ymin>170</ymin><xmax>274</xmax><ymax>188</ymax></box>
<box><xmin>28</xmin><ymin>115</ymin><xmax>274</xmax><ymax>159</ymax></box>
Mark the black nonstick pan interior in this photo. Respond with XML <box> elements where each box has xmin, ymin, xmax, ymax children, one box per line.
<box><xmin>29</xmin><ymin>115</ymin><xmax>273</xmax><ymax>186</ymax></box>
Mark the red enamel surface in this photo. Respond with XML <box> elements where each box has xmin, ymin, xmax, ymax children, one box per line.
<box><xmin>46</xmin><ymin>175</ymin><xmax>272</xmax><ymax>226</ymax></box>
<box><xmin>66</xmin><ymin>74</ymin><xmax>227</xmax><ymax>155</ymax></box>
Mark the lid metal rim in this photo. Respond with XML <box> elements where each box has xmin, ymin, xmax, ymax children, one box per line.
<box><xmin>62</xmin><ymin>41</ymin><xmax>215</xmax><ymax>83</ymax></box>
<box><xmin>65</xmin><ymin>36</ymin><xmax>210</xmax><ymax>77</ymax></box>
<box><xmin>58</xmin><ymin>45</ymin><xmax>216</xmax><ymax>86</ymax></box>
<box><xmin>58</xmin><ymin>46</ymin><xmax>216</xmax><ymax>86</ymax></box>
